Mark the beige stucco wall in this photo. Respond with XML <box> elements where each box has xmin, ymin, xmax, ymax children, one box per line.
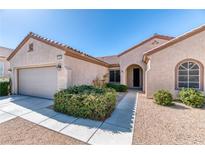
<box><xmin>9</xmin><ymin>38</ymin><xmax>65</xmax><ymax>67</ymax></box>
<box><xmin>9</xmin><ymin>37</ymin><xmax>108</xmax><ymax>95</ymax></box>
<box><xmin>146</xmin><ymin>30</ymin><xmax>205</xmax><ymax>98</ymax></box>
<box><xmin>119</xmin><ymin>38</ymin><xmax>168</xmax><ymax>90</ymax></box>
<box><xmin>9</xmin><ymin>38</ymin><xmax>66</xmax><ymax>94</ymax></box>
<box><xmin>64</xmin><ymin>56</ymin><xmax>108</xmax><ymax>87</ymax></box>
<box><xmin>0</xmin><ymin>47</ymin><xmax>13</xmax><ymax>77</ymax></box>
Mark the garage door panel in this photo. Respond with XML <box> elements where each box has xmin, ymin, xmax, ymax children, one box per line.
<box><xmin>18</xmin><ymin>67</ymin><xmax>57</xmax><ymax>99</ymax></box>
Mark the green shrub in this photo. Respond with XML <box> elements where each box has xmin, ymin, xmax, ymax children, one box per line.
<box><xmin>179</xmin><ymin>88</ymin><xmax>205</xmax><ymax>108</ymax></box>
<box><xmin>105</xmin><ymin>83</ymin><xmax>128</xmax><ymax>92</ymax></box>
<box><xmin>0</xmin><ymin>78</ymin><xmax>11</xmax><ymax>96</ymax></box>
<box><xmin>54</xmin><ymin>85</ymin><xmax>117</xmax><ymax>121</ymax></box>
<box><xmin>153</xmin><ymin>90</ymin><xmax>173</xmax><ymax>106</ymax></box>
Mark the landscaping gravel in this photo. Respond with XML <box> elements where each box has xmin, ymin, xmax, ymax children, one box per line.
<box><xmin>0</xmin><ymin>117</ymin><xmax>86</xmax><ymax>145</ymax></box>
<box><xmin>133</xmin><ymin>93</ymin><xmax>205</xmax><ymax>144</ymax></box>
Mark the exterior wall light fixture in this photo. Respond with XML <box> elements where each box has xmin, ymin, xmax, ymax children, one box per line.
<box><xmin>8</xmin><ymin>68</ymin><xmax>12</xmax><ymax>72</ymax></box>
<box><xmin>56</xmin><ymin>63</ymin><xmax>62</xmax><ymax>71</ymax></box>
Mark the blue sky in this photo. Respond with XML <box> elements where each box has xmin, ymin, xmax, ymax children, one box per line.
<box><xmin>0</xmin><ymin>10</ymin><xmax>205</xmax><ymax>57</ymax></box>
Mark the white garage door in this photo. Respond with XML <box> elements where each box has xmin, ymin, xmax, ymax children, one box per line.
<box><xmin>18</xmin><ymin>67</ymin><xmax>57</xmax><ymax>99</ymax></box>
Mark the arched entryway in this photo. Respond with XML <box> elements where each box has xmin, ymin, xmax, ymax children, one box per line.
<box><xmin>126</xmin><ymin>64</ymin><xmax>143</xmax><ymax>90</ymax></box>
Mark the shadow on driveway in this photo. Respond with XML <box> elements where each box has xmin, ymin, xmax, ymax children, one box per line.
<box><xmin>0</xmin><ymin>91</ymin><xmax>138</xmax><ymax>135</ymax></box>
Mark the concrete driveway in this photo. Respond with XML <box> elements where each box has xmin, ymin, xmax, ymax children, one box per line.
<box><xmin>0</xmin><ymin>96</ymin><xmax>53</xmax><ymax>122</ymax></box>
<box><xmin>0</xmin><ymin>91</ymin><xmax>138</xmax><ymax>145</ymax></box>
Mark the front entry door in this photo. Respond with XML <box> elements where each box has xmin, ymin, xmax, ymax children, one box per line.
<box><xmin>133</xmin><ymin>68</ymin><xmax>140</xmax><ymax>87</ymax></box>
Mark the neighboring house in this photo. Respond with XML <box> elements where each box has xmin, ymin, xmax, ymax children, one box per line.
<box><xmin>7</xmin><ymin>24</ymin><xmax>205</xmax><ymax>99</ymax></box>
<box><xmin>0</xmin><ymin>46</ymin><xmax>13</xmax><ymax>77</ymax></box>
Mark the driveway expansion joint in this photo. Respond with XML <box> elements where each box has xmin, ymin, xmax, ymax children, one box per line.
<box><xmin>86</xmin><ymin>120</ymin><xmax>104</xmax><ymax>143</ymax></box>
<box><xmin>59</xmin><ymin>118</ymin><xmax>79</xmax><ymax>132</ymax></box>
<box><xmin>0</xmin><ymin>91</ymin><xmax>138</xmax><ymax>145</ymax></box>
<box><xmin>37</xmin><ymin>113</ymin><xmax>59</xmax><ymax>125</ymax></box>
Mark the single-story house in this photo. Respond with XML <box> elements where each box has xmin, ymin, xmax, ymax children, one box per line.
<box><xmin>7</xmin><ymin>24</ymin><xmax>205</xmax><ymax>99</ymax></box>
<box><xmin>0</xmin><ymin>46</ymin><xmax>13</xmax><ymax>77</ymax></box>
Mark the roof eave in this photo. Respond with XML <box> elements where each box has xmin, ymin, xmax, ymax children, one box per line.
<box><xmin>108</xmin><ymin>64</ymin><xmax>120</xmax><ymax>68</ymax></box>
<box><xmin>7</xmin><ymin>32</ymin><xmax>109</xmax><ymax>67</ymax></box>
<box><xmin>7</xmin><ymin>34</ymin><xmax>31</xmax><ymax>61</ymax></box>
<box><xmin>118</xmin><ymin>34</ymin><xmax>174</xmax><ymax>57</ymax></box>
<box><xmin>143</xmin><ymin>25</ymin><xmax>205</xmax><ymax>57</ymax></box>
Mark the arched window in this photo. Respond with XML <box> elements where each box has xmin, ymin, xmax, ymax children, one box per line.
<box><xmin>177</xmin><ymin>61</ymin><xmax>201</xmax><ymax>89</ymax></box>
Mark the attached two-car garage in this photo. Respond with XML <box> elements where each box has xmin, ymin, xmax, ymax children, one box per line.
<box><xmin>18</xmin><ymin>67</ymin><xmax>57</xmax><ymax>99</ymax></box>
<box><xmin>8</xmin><ymin>32</ymin><xmax>109</xmax><ymax>100</ymax></box>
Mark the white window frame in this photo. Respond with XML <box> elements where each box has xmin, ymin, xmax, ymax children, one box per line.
<box><xmin>177</xmin><ymin>61</ymin><xmax>200</xmax><ymax>89</ymax></box>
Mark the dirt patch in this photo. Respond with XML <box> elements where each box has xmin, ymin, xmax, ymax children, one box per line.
<box><xmin>133</xmin><ymin>93</ymin><xmax>205</xmax><ymax>144</ymax></box>
<box><xmin>0</xmin><ymin>117</ymin><xmax>86</xmax><ymax>145</ymax></box>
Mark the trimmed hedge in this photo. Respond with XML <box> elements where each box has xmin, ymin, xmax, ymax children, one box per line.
<box><xmin>105</xmin><ymin>83</ymin><xmax>128</xmax><ymax>92</ymax></box>
<box><xmin>153</xmin><ymin>90</ymin><xmax>173</xmax><ymax>106</ymax></box>
<box><xmin>179</xmin><ymin>88</ymin><xmax>205</xmax><ymax>108</ymax></box>
<box><xmin>0</xmin><ymin>78</ymin><xmax>11</xmax><ymax>96</ymax></box>
<box><xmin>54</xmin><ymin>85</ymin><xmax>117</xmax><ymax>121</ymax></box>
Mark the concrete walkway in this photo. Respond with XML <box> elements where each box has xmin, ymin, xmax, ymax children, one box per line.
<box><xmin>0</xmin><ymin>91</ymin><xmax>138</xmax><ymax>145</ymax></box>
<box><xmin>88</xmin><ymin>90</ymin><xmax>138</xmax><ymax>144</ymax></box>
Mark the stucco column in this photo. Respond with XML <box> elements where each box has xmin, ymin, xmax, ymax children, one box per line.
<box><xmin>57</xmin><ymin>66</ymin><xmax>68</xmax><ymax>91</ymax></box>
<box><xmin>11</xmin><ymin>68</ymin><xmax>18</xmax><ymax>95</ymax></box>
<box><xmin>145</xmin><ymin>60</ymin><xmax>151</xmax><ymax>98</ymax></box>
<box><xmin>121</xmin><ymin>68</ymin><xmax>126</xmax><ymax>85</ymax></box>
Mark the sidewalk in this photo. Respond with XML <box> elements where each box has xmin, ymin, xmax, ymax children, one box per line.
<box><xmin>88</xmin><ymin>90</ymin><xmax>138</xmax><ymax>144</ymax></box>
<box><xmin>0</xmin><ymin>91</ymin><xmax>138</xmax><ymax>145</ymax></box>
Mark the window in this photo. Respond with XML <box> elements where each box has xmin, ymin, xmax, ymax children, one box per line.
<box><xmin>28</xmin><ymin>43</ymin><xmax>34</xmax><ymax>52</ymax></box>
<box><xmin>109</xmin><ymin>70</ymin><xmax>120</xmax><ymax>83</ymax></box>
<box><xmin>177</xmin><ymin>61</ymin><xmax>200</xmax><ymax>89</ymax></box>
<box><xmin>0</xmin><ymin>62</ymin><xmax>4</xmax><ymax>77</ymax></box>
<box><xmin>152</xmin><ymin>40</ymin><xmax>159</xmax><ymax>45</ymax></box>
